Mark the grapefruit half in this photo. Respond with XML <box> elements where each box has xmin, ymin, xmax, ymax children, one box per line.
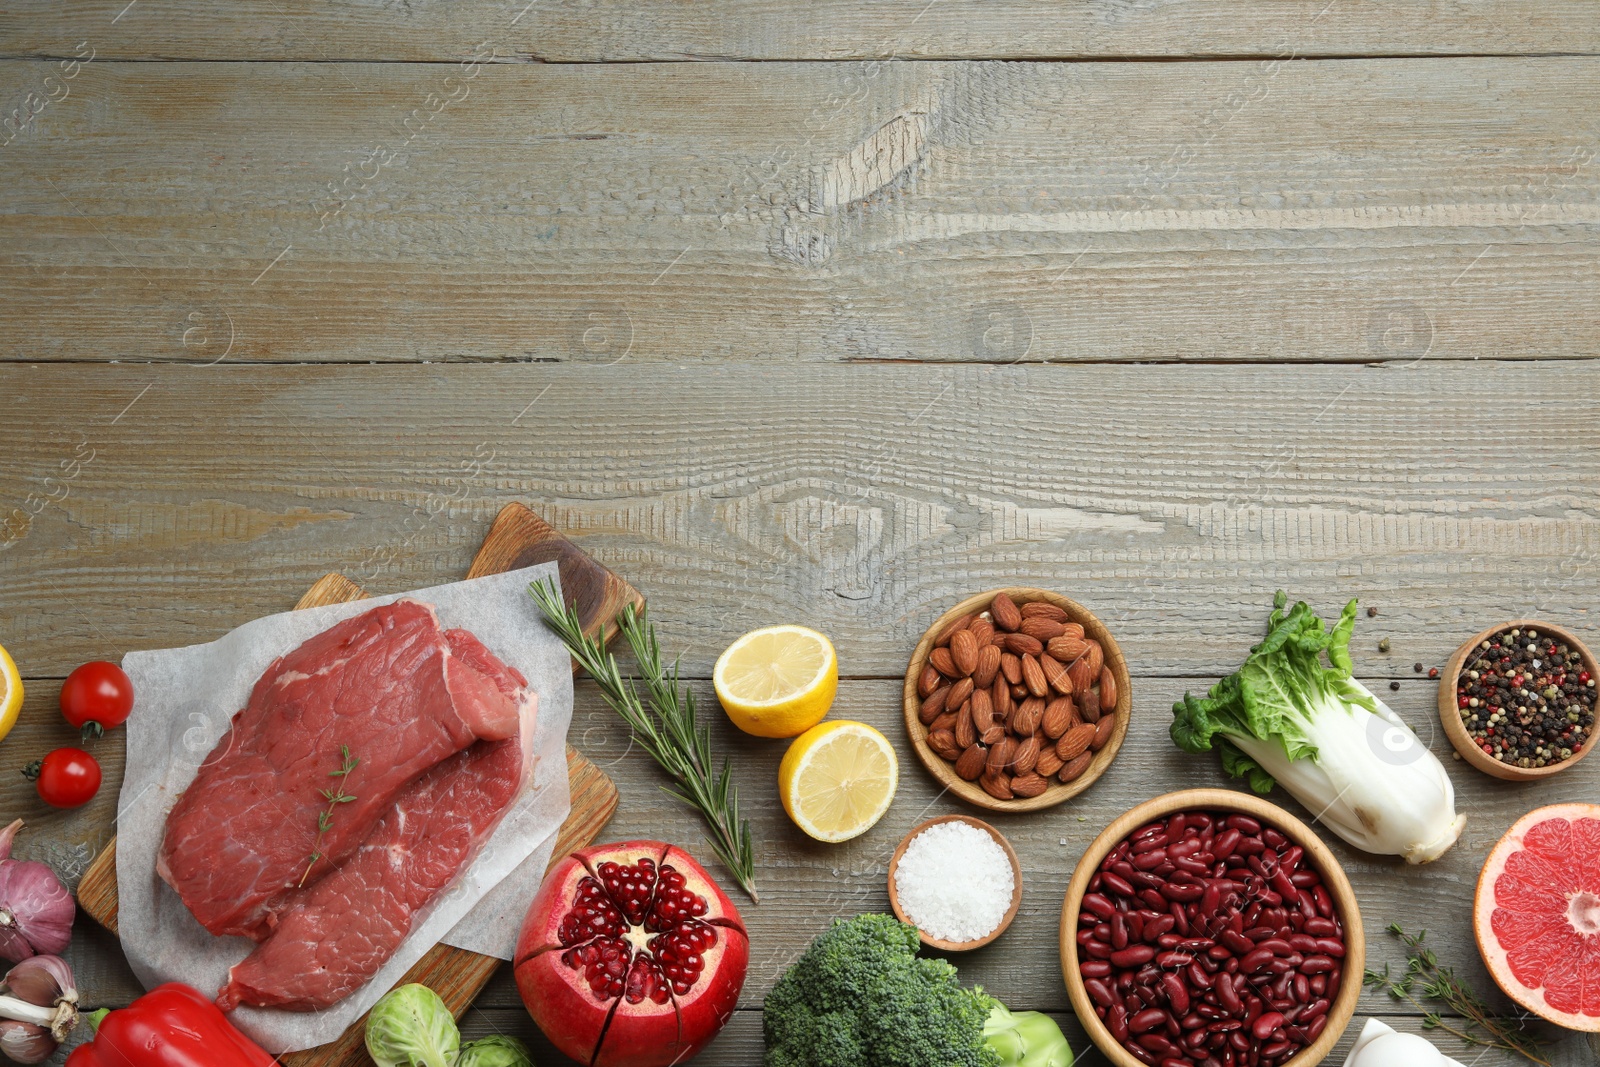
<box><xmin>1474</xmin><ymin>803</ymin><xmax>1600</xmax><ymax>1032</ymax></box>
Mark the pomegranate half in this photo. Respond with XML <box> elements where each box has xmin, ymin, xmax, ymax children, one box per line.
<box><xmin>514</xmin><ymin>840</ymin><xmax>749</xmax><ymax>1066</ymax></box>
<box><xmin>1474</xmin><ymin>802</ymin><xmax>1600</xmax><ymax>1032</ymax></box>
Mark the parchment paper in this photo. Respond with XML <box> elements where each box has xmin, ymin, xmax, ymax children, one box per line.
<box><xmin>115</xmin><ymin>563</ymin><xmax>575</xmax><ymax>1054</ymax></box>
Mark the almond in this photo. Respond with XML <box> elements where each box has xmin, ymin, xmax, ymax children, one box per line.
<box><xmin>1091</xmin><ymin>713</ymin><xmax>1117</xmax><ymax>752</ymax></box>
<box><xmin>954</xmin><ymin>744</ymin><xmax>986</xmax><ymax>781</ymax></box>
<box><xmin>1020</xmin><ymin>617</ymin><xmax>1066</xmax><ymax>642</ymax></box>
<box><xmin>919</xmin><ymin>685</ymin><xmax>950</xmax><ymax>724</ymax></box>
<box><xmin>917</xmin><ymin>663</ymin><xmax>942</xmax><ymax>699</ymax></box>
<box><xmin>1010</xmin><ymin>771</ymin><xmax>1049</xmax><ymax>798</ymax></box>
<box><xmin>973</xmin><ymin>644</ymin><xmax>1002</xmax><ymax>689</ymax></box>
<box><xmin>947</xmin><ymin>676</ymin><xmax>975</xmax><ymax>714</ymax></box>
<box><xmin>1047</xmin><ymin>635</ymin><xmax>1090</xmax><ymax>662</ymax></box>
<box><xmin>1067</xmin><ymin>651</ymin><xmax>1098</xmax><ymax>693</ymax></box>
<box><xmin>1003</xmin><ymin>632</ymin><xmax>1043</xmax><ymax>657</ymax></box>
<box><xmin>955</xmin><ymin>702</ymin><xmax>977</xmax><ymax>749</ymax></box>
<box><xmin>927</xmin><ymin>730</ymin><xmax>961</xmax><ymax>761</ymax></box>
<box><xmin>1056</xmin><ymin>722</ymin><xmax>1096</xmax><ymax>761</ymax></box>
<box><xmin>1042</xmin><ymin>696</ymin><xmax>1076</xmax><ymax>739</ymax></box>
<box><xmin>1020</xmin><ymin>602</ymin><xmax>1069</xmax><ymax>623</ymax></box>
<box><xmin>1058</xmin><ymin>751</ymin><xmax>1093</xmax><ymax>783</ymax></box>
<box><xmin>935</xmin><ymin>612</ymin><xmax>973</xmax><ymax>648</ymax></box>
<box><xmin>990</xmin><ymin>592</ymin><xmax>1023</xmax><ymax>632</ymax></box>
<box><xmin>930</xmin><ymin>646</ymin><xmax>961</xmax><ymax>679</ymax></box>
<box><xmin>930</xmin><ymin>710</ymin><xmax>958</xmax><ymax>735</ymax></box>
<box><xmin>1083</xmin><ymin>639</ymin><xmax>1104</xmax><ymax>678</ymax></box>
<box><xmin>991</xmin><ymin>676</ymin><xmax>1013</xmax><ymax>719</ymax></box>
<box><xmin>970</xmin><ymin>688</ymin><xmax>995</xmax><ymax>733</ymax></box>
<box><xmin>1035</xmin><ymin>747</ymin><xmax>1064</xmax><ymax>777</ymax></box>
<box><xmin>1098</xmin><ymin>666</ymin><xmax>1118</xmax><ymax>712</ymax></box>
<box><xmin>967</xmin><ymin>618</ymin><xmax>995</xmax><ymax>648</ymax></box>
<box><xmin>986</xmin><ymin>736</ymin><xmax>1016</xmax><ymax>776</ymax></box>
<box><xmin>1020</xmin><ymin>654</ymin><xmax>1049</xmax><ymax>698</ymax></box>
<box><xmin>1011</xmin><ymin>697</ymin><xmax>1044</xmax><ymax>737</ymax></box>
<box><xmin>1078</xmin><ymin>684</ymin><xmax>1101</xmax><ymax>723</ymax></box>
<box><xmin>1039</xmin><ymin>652</ymin><xmax>1073</xmax><ymax>695</ymax></box>
<box><xmin>949</xmin><ymin>628</ymin><xmax>979</xmax><ymax>676</ymax></box>
<box><xmin>1011</xmin><ymin>682</ymin><xmax>1028</xmax><ymax>700</ymax></box>
<box><xmin>980</xmin><ymin>772</ymin><xmax>1014</xmax><ymax>801</ymax></box>
<box><xmin>981</xmin><ymin>724</ymin><xmax>1007</xmax><ymax>745</ymax></box>
<box><xmin>1000</xmin><ymin>652</ymin><xmax>1023</xmax><ymax>686</ymax></box>
<box><xmin>1009</xmin><ymin>734</ymin><xmax>1040</xmax><ymax>775</ymax></box>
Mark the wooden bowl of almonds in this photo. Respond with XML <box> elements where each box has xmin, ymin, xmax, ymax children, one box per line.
<box><xmin>902</xmin><ymin>587</ymin><xmax>1132</xmax><ymax>813</ymax></box>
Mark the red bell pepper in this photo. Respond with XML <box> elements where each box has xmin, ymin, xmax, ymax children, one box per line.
<box><xmin>65</xmin><ymin>983</ymin><xmax>277</xmax><ymax>1067</ymax></box>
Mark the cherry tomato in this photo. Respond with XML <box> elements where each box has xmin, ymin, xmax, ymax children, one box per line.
<box><xmin>60</xmin><ymin>660</ymin><xmax>134</xmax><ymax>740</ymax></box>
<box><xmin>26</xmin><ymin>747</ymin><xmax>102</xmax><ymax>808</ymax></box>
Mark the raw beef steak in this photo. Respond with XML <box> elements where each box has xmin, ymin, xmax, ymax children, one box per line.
<box><xmin>214</xmin><ymin>701</ymin><xmax>536</xmax><ymax>1012</ymax></box>
<box><xmin>159</xmin><ymin>600</ymin><xmax>531</xmax><ymax>939</ymax></box>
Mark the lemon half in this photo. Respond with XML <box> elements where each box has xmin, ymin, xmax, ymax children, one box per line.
<box><xmin>0</xmin><ymin>643</ymin><xmax>22</xmax><ymax>745</ymax></box>
<box><xmin>713</xmin><ymin>625</ymin><xmax>837</xmax><ymax>738</ymax></box>
<box><xmin>778</xmin><ymin>721</ymin><xmax>898</xmax><ymax>843</ymax></box>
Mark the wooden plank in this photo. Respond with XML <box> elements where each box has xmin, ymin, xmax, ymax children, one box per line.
<box><xmin>23</xmin><ymin>678</ymin><xmax>1595</xmax><ymax>1052</ymax></box>
<box><xmin>1</xmin><ymin>59</ymin><xmax>1597</xmax><ymax>365</ymax></box>
<box><xmin>1</xmin><ymin>361</ymin><xmax>1597</xmax><ymax>680</ymax></box>
<box><xmin>2</xmin><ymin>1</ymin><xmax>1597</xmax><ymax>62</ymax></box>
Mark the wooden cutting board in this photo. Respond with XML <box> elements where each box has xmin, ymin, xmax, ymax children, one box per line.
<box><xmin>77</xmin><ymin>503</ymin><xmax>640</xmax><ymax>1065</ymax></box>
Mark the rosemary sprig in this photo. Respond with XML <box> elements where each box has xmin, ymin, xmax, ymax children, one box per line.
<box><xmin>1363</xmin><ymin>923</ymin><xmax>1550</xmax><ymax>1066</ymax></box>
<box><xmin>300</xmin><ymin>744</ymin><xmax>359</xmax><ymax>887</ymax></box>
<box><xmin>530</xmin><ymin>578</ymin><xmax>758</xmax><ymax>902</ymax></box>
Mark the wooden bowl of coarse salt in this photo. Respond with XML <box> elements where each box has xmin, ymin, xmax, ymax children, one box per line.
<box><xmin>887</xmin><ymin>814</ymin><xmax>1022</xmax><ymax>951</ymax></box>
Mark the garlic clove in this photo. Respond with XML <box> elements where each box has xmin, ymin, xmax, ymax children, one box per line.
<box><xmin>0</xmin><ymin>1019</ymin><xmax>56</xmax><ymax>1063</ymax></box>
<box><xmin>1</xmin><ymin>955</ymin><xmax>77</xmax><ymax>1010</ymax></box>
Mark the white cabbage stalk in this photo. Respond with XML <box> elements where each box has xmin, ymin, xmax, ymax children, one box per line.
<box><xmin>1225</xmin><ymin>680</ymin><xmax>1465</xmax><ymax>864</ymax></box>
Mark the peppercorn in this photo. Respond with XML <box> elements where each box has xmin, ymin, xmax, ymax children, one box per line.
<box><xmin>1367</xmin><ymin>606</ymin><xmax>1379</xmax><ymax>617</ymax></box>
<box><xmin>1389</xmin><ymin>681</ymin><xmax>1401</xmax><ymax>691</ymax></box>
<box><xmin>1428</xmin><ymin>667</ymin><xmax>1440</xmax><ymax>679</ymax></box>
<box><xmin>1413</xmin><ymin>662</ymin><xmax>1424</xmax><ymax>673</ymax></box>
<box><xmin>1378</xmin><ymin>638</ymin><xmax>1391</xmax><ymax>653</ymax></box>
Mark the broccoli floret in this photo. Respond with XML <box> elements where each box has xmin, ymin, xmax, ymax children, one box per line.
<box><xmin>763</xmin><ymin>914</ymin><xmax>1000</xmax><ymax>1067</ymax></box>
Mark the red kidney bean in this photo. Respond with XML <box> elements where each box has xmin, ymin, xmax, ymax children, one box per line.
<box><xmin>1129</xmin><ymin>1008</ymin><xmax>1167</xmax><ymax>1034</ymax></box>
<box><xmin>1300</xmin><ymin>955</ymin><xmax>1336</xmax><ymax>974</ymax></box>
<box><xmin>1082</xmin><ymin>892</ymin><xmax>1116</xmax><ymax>919</ymax></box>
<box><xmin>1311</xmin><ymin>885</ymin><xmax>1333</xmax><ymax>919</ymax></box>
<box><xmin>1161</xmin><ymin>973</ymin><xmax>1190</xmax><ymax>1014</ymax></box>
<box><xmin>1082</xmin><ymin>960</ymin><xmax>1113</xmax><ymax>978</ymax></box>
<box><xmin>1102</xmin><ymin>872</ymin><xmax>1136</xmax><ymax>897</ymax></box>
<box><xmin>1111</xmin><ymin>945</ymin><xmax>1157</xmax><ymax>968</ymax></box>
<box><xmin>1112</xmin><ymin>913</ymin><xmax>1130</xmax><ymax>950</ymax></box>
<box><xmin>1314</xmin><ymin>937</ymin><xmax>1345</xmax><ymax>958</ymax></box>
<box><xmin>1308</xmin><ymin>974</ymin><xmax>1327</xmax><ymax>997</ymax></box>
<box><xmin>1292</xmin><ymin>973</ymin><xmax>1310</xmax><ymax>1003</ymax></box>
<box><xmin>1133</xmin><ymin>848</ymin><xmax>1167</xmax><ymax>871</ymax></box>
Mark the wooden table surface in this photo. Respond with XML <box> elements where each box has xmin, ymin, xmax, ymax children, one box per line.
<box><xmin>2</xmin><ymin>4</ymin><xmax>1598</xmax><ymax>1064</ymax></box>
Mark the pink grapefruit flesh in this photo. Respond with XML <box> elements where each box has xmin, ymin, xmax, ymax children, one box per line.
<box><xmin>1474</xmin><ymin>802</ymin><xmax>1600</xmax><ymax>1032</ymax></box>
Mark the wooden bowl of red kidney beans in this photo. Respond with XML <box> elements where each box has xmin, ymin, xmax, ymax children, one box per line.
<box><xmin>1059</xmin><ymin>789</ymin><xmax>1364</xmax><ymax>1067</ymax></box>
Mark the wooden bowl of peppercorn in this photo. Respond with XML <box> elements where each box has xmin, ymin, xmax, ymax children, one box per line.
<box><xmin>1439</xmin><ymin>620</ymin><xmax>1598</xmax><ymax>781</ymax></box>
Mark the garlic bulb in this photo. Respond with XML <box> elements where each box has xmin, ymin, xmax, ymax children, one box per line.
<box><xmin>0</xmin><ymin>821</ymin><xmax>75</xmax><ymax>962</ymax></box>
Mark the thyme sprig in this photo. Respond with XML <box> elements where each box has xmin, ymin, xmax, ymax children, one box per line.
<box><xmin>530</xmin><ymin>578</ymin><xmax>757</xmax><ymax>902</ymax></box>
<box><xmin>300</xmin><ymin>744</ymin><xmax>359</xmax><ymax>887</ymax></box>
<box><xmin>1363</xmin><ymin>923</ymin><xmax>1550</xmax><ymax>1065</ymax></box>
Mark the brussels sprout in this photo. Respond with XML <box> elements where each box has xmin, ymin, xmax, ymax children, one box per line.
<box><xmin>456</xmin><ymin>1034</ymin><xmax>536</xmax><ymax>1067</ymax></box>
<box><xmin>364</xmin><ymin>984</ymin><xmax>460</xmax><ymax>1067</ymax></box>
